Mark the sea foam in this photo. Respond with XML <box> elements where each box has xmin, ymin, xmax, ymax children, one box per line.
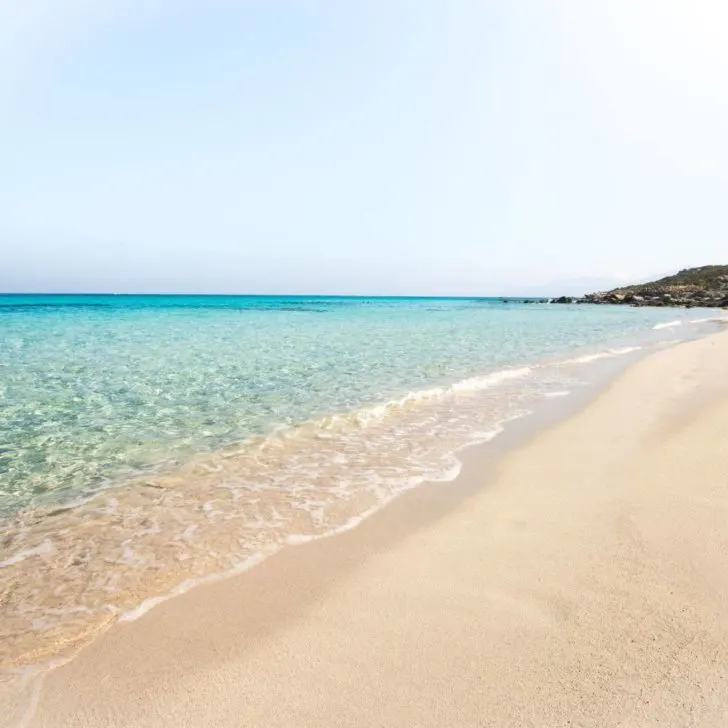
<box><xmin>652</xmin><ymin>320</ymin><xmax>683</xmax><ymax>330</ymax></box>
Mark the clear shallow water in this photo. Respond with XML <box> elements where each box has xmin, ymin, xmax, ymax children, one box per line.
<box><xmin>0</xmin><ymin>294</ymin><xmax>714</xmax><ymax>516</ymax></box>
<box><xmin>0</xmin><ymin>295</ymin><xmax>724</xmax><ymax>672</ymax></box>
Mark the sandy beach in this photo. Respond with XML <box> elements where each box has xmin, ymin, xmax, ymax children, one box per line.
<box><xmin>16</xmin><ymin>329</ymin><xmax>728</xmax><ymax>727</ymax></box>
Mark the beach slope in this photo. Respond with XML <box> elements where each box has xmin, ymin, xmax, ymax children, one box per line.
<box><xmin>24</xmin><ymin>330</ymin><xmax>728</xmax><ymax>728</ymax></box>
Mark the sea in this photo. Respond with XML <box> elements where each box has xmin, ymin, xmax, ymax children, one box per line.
<box><xmin>0</xmin><ymin>294</ymin><xmax>725</xmax><ymax>679</ymax></box>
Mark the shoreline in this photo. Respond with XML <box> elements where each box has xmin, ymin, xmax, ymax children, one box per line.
<box><xmin>6</xmin><ymin>318</ymin><xmax>715</xmax><ymax>675</ymax></box>
<box><xmin>2</xmin><ymin>357</ymin><xmax>612</xmax><ymax>727</ymax></box>
<box><xmin>1</xmin><ymin>331</ymin><xmax>636</xmax><ymax>709</ymax></box>
<box><xmin>9</xmin><ymin>327</ymin><xmax>728</xmax><ymax>727</ymax></box>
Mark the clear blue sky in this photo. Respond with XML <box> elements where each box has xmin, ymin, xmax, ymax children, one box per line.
<box><xmin>1</xmin><ymin>0</ymin><xmax>727</xmax><ymax>295</ymax></box>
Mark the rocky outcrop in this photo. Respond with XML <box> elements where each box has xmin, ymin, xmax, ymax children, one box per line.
<box><xmin>553</xmin><ymin>265</ymin><xmax>728</xmax><ymax>309</ymax></box>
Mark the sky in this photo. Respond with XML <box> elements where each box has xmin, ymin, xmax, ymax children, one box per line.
<box><xmin>1</xmin><ymin>0</ymin><xmax>727</xmax><ymax>295</ymax></box>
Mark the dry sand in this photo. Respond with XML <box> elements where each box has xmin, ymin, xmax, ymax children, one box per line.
<box><xmin>19</xmin><ymin>330</ymin><xmax>728</xmax><ymax>727</ymax></box>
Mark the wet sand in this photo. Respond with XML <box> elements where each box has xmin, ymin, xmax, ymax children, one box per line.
<box><xmin>19</xmin><ymin>330</ymin><xmax>728</xmax><ymax>727</ymax></box>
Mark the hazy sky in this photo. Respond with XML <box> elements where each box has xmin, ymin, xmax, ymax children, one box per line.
<box><xmin>1</xmin><ymin>0</ymin><xmax>727</xmax><ymax>295</ymax></box>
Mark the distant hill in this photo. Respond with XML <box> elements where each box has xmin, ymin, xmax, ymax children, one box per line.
<box><xmin>553</xmin><ymin>266</ymin><xmax>728</xmax><ymax>308</ymax></box>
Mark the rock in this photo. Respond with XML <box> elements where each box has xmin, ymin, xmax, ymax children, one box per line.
<box><xmin>553</xmin><ymin>266</ymin><xmax>728</xmax><ymax>308</ymax></box>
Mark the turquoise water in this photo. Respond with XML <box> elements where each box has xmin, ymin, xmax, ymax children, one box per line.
<box><xmin>0</xmin><ymin>294</ymin><xmax>723</xmax><ymax>670</ymax></box>
<box><xmin>0</xmin><ymin>294</ymin><xmax>716</xmax><ymax>516</ymax></box>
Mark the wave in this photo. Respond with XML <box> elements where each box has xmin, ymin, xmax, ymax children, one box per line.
<box><xmin>288</xmin><ymin>367</ymin><xmax>533</xmax><ymax>433</ymax></box>
<box><xmin>687</xmin><ymin>315</ymin><xmax>728</xmax><ymax>325</ymax></box>
<box><xmin>116</xmin><ymin>449</ymin><xmax>478</xmax><ymax>626</ymax></box>
<box><xmin>557</xmin><ymin>346</ymin><xmax>642</xmax><ymax>365</ymax></box>
<box><xmin>652</xmin><ymin>320</ymin><xmax>682</xmax><ymax>330</ymax></box>
<box><xmin>115</xmin><ymin>420</ymin><xmax>518</xmax><ymax>627</ymax></box>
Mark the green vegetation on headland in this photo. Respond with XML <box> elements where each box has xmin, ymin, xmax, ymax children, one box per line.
<box><xmin>552</xmin><ymin>265</ymin><xmax>728</xmax><ymax>308</ymax></box>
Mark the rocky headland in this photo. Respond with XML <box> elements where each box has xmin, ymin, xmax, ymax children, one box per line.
<box><xmin>552</xmin><ymin>265</ymin><xmax>728</xmax><ymax>308</ymax></box>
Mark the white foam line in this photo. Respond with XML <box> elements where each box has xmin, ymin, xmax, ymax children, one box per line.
<box><xmin>652</xmin><ymin>320</ymin><xmax>682</xmax><ymax>330</ymax></box>
<box><xmin>118</xmin><ymin>549</ymin><xmax>276</xmax><ymax>623</ymax></box>
<box><xmin>361</xmin><ymin>367</ymin><xmax>532</xmax><ymax>421</ymax></box>
<box><xmin>454</xmin><ymin>424</ymin><xmax>509</xmax><ymax>452</ymax></box>
<box><xmin>118</xmin><ymin>422</ymin><xmax>514</xmax><ymax>624</ymax></box>
<box><xmin>450</xmin><ymin>366</ymin><xmax>532</xmax><ymax>393</ymax></box>
<box><xmin>688</xmin><ymin>315</ymin><xmax>728</xmax><ymax>325</ymax></box>
<box><xmin>0</xmin><ymin>540</ymin><xmax>54</xmax><ymax>569</ymax></box>
<box><xmin>558</xmin><ymin>346</ymin><xmax>642</xmax><ymax>365</ymax></box>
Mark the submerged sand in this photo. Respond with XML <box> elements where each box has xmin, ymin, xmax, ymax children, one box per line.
<box><xmin>16</xmin><ymin>330</ymin><xmax>728</xmax><ymax>727</ymax></box>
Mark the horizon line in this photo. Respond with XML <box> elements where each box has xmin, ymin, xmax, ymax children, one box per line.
<box><xmin>0</xmin><ymin>291</ymin><xmax>554</xmax><ymax>299</ymax></box>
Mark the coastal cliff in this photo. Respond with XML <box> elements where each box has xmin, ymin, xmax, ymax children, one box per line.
<box><xmin>553</xmin><ymin>265</ymin><xmax>728</xmax><ymax>308</ymax></box>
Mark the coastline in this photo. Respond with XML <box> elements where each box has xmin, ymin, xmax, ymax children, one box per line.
<box><xmin>6</xmin><ymin>311</ymin><xmax>717</xmax><ymax>676</ymax></box>
<box><xmin>12</xmin><ymin>328</ymin><xmax>728</xmax><ymax>727</ymax></box>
